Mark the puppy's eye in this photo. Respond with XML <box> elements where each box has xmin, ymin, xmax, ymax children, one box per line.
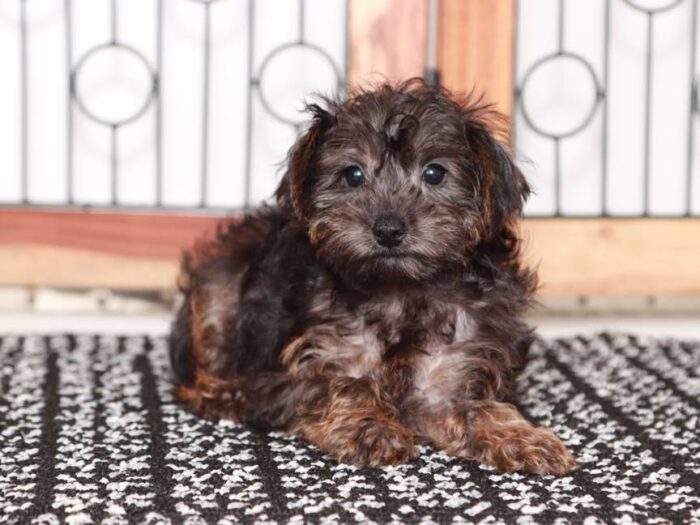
<box><xmin>342</xmin><ymin>165</ymin><xmax>365</xmax><ymax>187</ymax></box>
<box><xmin>422</xmin><ymin>163</ymin><xmax>447</xmax><ymax>185</ymax></box>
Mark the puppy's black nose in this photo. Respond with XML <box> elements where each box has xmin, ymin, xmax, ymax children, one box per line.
<box><xmin>372</xmin><ymin>214</ymin><xmax>407</xmax><ymax>248</ymax></box>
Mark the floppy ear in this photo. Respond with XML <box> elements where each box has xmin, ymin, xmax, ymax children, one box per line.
<box><xmin>468</xmin><ymin>124</ymin><xmax>530</xmax><ymax>240</ymax></box>
<box><xmin>275</xmin><ymin>104</ymin><xmax>335</xmax><ymax>221</ymax></box>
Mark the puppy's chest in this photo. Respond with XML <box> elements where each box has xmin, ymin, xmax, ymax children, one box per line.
<box><xmin>353</xmin><ymin>297</ymin><xmax>477</xmax><ymax>379</ymax></box>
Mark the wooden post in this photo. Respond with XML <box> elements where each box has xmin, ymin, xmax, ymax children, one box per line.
<box><xmin>347</xmin><ymin>0</ymin><xmax>428</xmax><ymax>88</ymax></box>
<box><xmin>438</xmin><ymin>0</ymin><xmax>516</xmax><ymax>118</ymax></box>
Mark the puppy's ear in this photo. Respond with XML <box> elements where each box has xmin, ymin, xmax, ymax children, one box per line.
<box><xmin>467</xmin><ymin>123</ymin><xmax>530</xmax><ymax>240</ymax></box>
<box><xmin>276</xmin><ymin>104</ymin><xmax>335</xmax><ymax>221</ymax></box>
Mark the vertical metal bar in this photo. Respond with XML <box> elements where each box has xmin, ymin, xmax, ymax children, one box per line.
<box><xmin>155</xmin><ymin>0</ymin><xmax>163</xmax><ymax>206</ymax></box>
<box><xmin>111</xmin><ymin>0</ymin><xmax>119</xmax><ymax>205</ymax></box>
<box><xmin>244</xmin><ymin>0</ymin><xmax>254</xmax><ymax>209</ymax></box>
<box><xmin>298</xmin><ymin>0</ymin><xmax>305</xmax><ymax>43</ymax></box>
<box><xmin>554</xmin><ymin>138</ymin><xmax>561</xmax><ymax>215</ymax></box>
<box><xmin>687</xmin><ymin>0</ymin><xmax>698</xmax><ymax>216</ymax></box>
<box><xmin>110</xmin><ymin>0</ymin><xmax>118</xmax><ymax>45</ymax></box>
<box><xmin>556</xmin><ymin>0</ymin><xmax>565</xmax><ymax>216</ymax></box>
<box><xmin>65</xmin><ymin>0</ymin><xmax>74</xmax><ymax>205</ymax></box>
<box><xmin>557</xmin><ymin>0</ymin><xmax>566</xmax><ymax>54</ymax></box>
<box><xmin>20</xmin><ymin>0</ymin><xmax>28</xmax><ymax>203</ymax></box>
<box><xmin>512</xmin><ymin>0</ymin><xmax>520</xmax><ymax>147</ymax></box>
<box><xmin>110</xmin><ymin>125</ymin><xmax>118</xmax><ymax>204</ymax></box>
<box><xmin>342</xmin><ymin>0</ymin><xmax>349</xmax><ymax>96</ymax></box>
<box><xmin>424</xmin><ymin>0</ymin><xmax>440</xmax><ymax>85</ymax></box>
<box><xmin>200</xmin><ymin>2</ymin><xmax>212</xmax><ymax>208</ymax></box>
<box><xmin>643</xmin><ymin>12</ymin><xmax>654</xmax><ymax>215</ymax></box>
<box><xmin>602</xmin><ymin>0</ymin><xmax>611</xmax><ymax>216</ymax></box>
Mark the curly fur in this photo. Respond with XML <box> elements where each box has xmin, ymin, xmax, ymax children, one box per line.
<box><xmin>169</xmin><ymin>79</ymin><xmax>577</xmax><ymax>474</ymax></box>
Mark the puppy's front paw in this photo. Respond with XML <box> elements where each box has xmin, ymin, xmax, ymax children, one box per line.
<box><xmin>349</xmin><ymin>418</ymin><xmax>418</xmax><ymax>467</ymax></box>
<box><xmin>309</xmin><ymin>416</ymin><xmax>417</xmax><ymax>467</ymax></box>
<box><xmin>487</xmin><ymin>426</ymin><xmax>578</xmax><ymax>475</ymax></box>
<box><xmin>423</xmin><ymin>402</ymin><xmax>578</xmax><ymax>475</ymax></box>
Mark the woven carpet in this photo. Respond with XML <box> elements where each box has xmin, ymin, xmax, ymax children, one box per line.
<box><xmin>0</xmin><ymin>333</ymin><xmax>699</xmax><ymax>524</ymax></box>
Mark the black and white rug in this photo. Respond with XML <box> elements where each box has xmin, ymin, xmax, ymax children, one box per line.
<box><xmin>0</xmin><ymin>332</ymin><xmax>698</xmax><ymax>524</ymax></box>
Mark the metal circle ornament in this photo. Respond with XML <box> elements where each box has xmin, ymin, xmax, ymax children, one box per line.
<box><xmin>73</xmin><ymin>43</ymin><xmax>156</xmax><ymax>127</ymax></box>
<box><xmin>256</xmin><ymin>42</ymin><xmax>342</xmax><ymax>126</ymax></box>
<box><xmin>622</xmin><ymin>0</ymin><xmax>685</xmax><ymax>14</ymax></box>
<box><xmin>520</xmin><ymin>52</ymin><xmax>602</xmax><ymax>140</ymax></box>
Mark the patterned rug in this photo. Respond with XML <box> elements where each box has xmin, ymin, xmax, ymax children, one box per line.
<box><xmin>0</xmin><ymin>332</ymin><xmax>698</xmax><ymax>524</ymax></box>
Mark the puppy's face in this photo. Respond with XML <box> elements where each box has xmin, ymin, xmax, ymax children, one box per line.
<box><xmin>277</xmin><ymin>80</ymin><xmax>529</xmax><ymax>284</ymax></box>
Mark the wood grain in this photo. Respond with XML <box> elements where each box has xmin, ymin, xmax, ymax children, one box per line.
<box><xmin>2</xmin><ymin>211</ymin><xmax>699</xmax><ymax>295</ymax></box>
<box><xmin>347</xmin><ymin>0</ymin><xmax>428</xmax><ymax>87</ymax></box>
<box><xmin>0</xmin><ymin>209</ymin><xmax>220</xmax><ymax>259</ymax></box>
<box><xmin>0</xmin><ymin>244</ymin><xmax>180</xmax><ymax>290</ymax></box>
<box><xmin>438</xmin><ymin>0</ymin><xmax>516</xmax><ymax>117</ymax></box>
<box><xmin>522</xmin><ymin>219</ymin><xmax>700</xmax><ymax>296</ymax></box>
<box><xmin>0</xmin><ymin>210</ymin><xmax>222</xmax><ymax>290</ymax></box>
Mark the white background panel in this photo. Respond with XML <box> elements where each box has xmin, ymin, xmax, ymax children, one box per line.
<box><xmin>0</xmin><ymin>1</ymin><xmax>22</xmax><ymax>202</ymax></box>
<box><xmin>0</xmin><ymin>0</ymin><xmax>346</xmax><ymax>210</ymax></box>
<box><xmin>0</xmin><ymin>0</ymin><xmax>697</xmax><ymax>216</ymax></box>
<box><xmin>518</xmin><ymin>0</ymin><xmax>698</xmax><ymax>216</ymax></box>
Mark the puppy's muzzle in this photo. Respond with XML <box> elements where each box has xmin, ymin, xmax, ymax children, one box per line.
<box><xmin>373</xmin><ymin>213</ymin><xmax>407</xmax><ymax>248</ymax></box>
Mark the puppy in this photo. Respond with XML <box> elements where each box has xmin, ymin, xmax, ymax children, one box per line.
<box><xmin>169</xmin><ymin>79</ymin><xmax>577</xmax><ymax>474</ymax></box>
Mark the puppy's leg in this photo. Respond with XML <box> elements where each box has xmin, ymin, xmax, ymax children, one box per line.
<box><xmin>176</xmin><ymin>370</ymin><xmax>245</xmax><ymax>419</ymax></box>
<box><xmin>172</xmin><ymin>278</ymin><xmax>245</xmax><ymax>419</ymax></box>
<box><xmin>407</xmin><ymin>345</ymin><xmax>577</xmax><ymax>475</ymax></box>
<box><xmin>413</xmin><ymin>401</ymin><xmax>577</xmax><ymax>475</ymax></box>
<box><xmin>292</xmin><ymin>375</ymin><xmax>417</xmax><ymax>467</ymax></box>
<box><xmin>282</xmin><ymin>330</ymin><xmax>416</xmax><ymax>466</ymax></box>
<box><xmin>170</xmin><ymin>213</ymin><xmax>278</xmax><ymax>420</ymax></box>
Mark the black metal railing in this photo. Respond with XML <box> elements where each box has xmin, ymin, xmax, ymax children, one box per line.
<box><xmin>5</xmin><ymin>0</ymin><xmax>698</xmax><ymax>217</ymax></box>
<box><xmin>9</xmin><ymin>0</ymin><xmax>346</xmax><ymax>211</ymax></box>
<box><xmin>514</xmin><ymin>0</ymin><xmax>698</xmax><ymax>217</ymax></box>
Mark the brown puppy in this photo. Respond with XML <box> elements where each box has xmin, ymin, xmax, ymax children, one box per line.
<box><xmin>169</xmin><ymin>79</ymin><xmax>577</xmax><ymax>474</ymax></box>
